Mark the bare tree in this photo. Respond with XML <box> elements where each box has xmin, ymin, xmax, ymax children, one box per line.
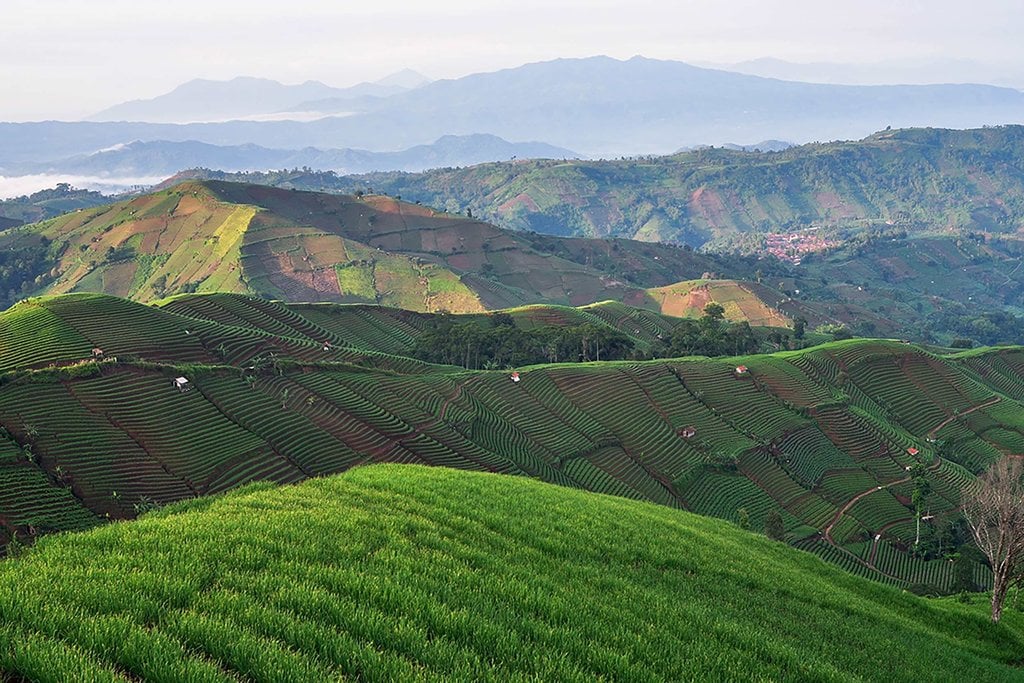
<box><xmin>962</xmin><ymin>456</ymin><xmax>1024</xmax><ymax>623</ymax></box>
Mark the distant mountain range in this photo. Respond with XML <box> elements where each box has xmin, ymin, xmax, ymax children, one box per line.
<box><xmin>9</xmin><ymin>134</ymin><xmax>575</xmax><ymax>178</ymax></box>
<box><xmin>708</xmin><ymin>57</ymin><xmax>1024</xmax><ymax>89</ymax></box>
<box><xmin>87</xmin><ymin>70</ymin><xmax>432</xmax><ymax>123</ymax></box>
<box><xmin>3</xmin><ymin>56</ymin><xmax>1022</xmax><ymax>172</ymax></box>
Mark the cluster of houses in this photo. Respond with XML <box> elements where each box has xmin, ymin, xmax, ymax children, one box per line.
<box><xmin>763</xmin><ymin>229</ymin><xmax>835</xmax><ymax>264</ymax></box>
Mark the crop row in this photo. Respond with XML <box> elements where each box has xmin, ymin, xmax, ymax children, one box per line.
<box><xmin>0</xmin><ymin>303</ymin><xmax>93</xmax><ymax>371</ymax></box>
<box><xmin>0</xmin><ymin>381</ymin><xmax>195</xmax><ymax>514</ymax></box>
<box><xmin>69</xmin><ymin>372</ymin><xmax>275</xmax><ymax>493</ymax></box>
<box><xmin>775</xmin><ymin>425</ymin><xmax>856</xmax><ymax>487</ymax></box>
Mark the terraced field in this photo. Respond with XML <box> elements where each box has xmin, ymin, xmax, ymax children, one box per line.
<box><xmin>646</xmin><ymin>279</ymin><xmax>799</xmax><ymax>327</ymax></box>
<box><xmin>2</xmin><ymin>292</ymin><xmax>1024</xmax><ymax>594</ymax></box>
<box><xmin>0</xmin><ymin>180</ymin><xmax>745</xmax><ymax>315</ymax></box>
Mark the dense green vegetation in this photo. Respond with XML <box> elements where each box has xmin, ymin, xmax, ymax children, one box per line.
<box><xmin>2</xmin><ymin>291</ymin><xmax>1023</xmax><ymax>595</ymax></box>
<box><xmin>2</xmin><ymin>464</ymin><xmax>1023</xmax><ymax>681</ymax></box>
<box><xmin>414</xmin><ymin>318</ymin><xmax>636</xmax><ymax>367</ymax></box>
<box><xmin>411</xmin><ymin>305</ymin><xmax>786</xmax><ymax>368</ymax></box>
<box><xmin>0</xmin><ymin>235</ymin><xmax>55</xmax><ymax>309</ymax></box>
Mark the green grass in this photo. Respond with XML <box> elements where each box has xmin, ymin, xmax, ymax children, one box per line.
<box><xmin>2</xmin><ymin>464</ymin><xmax>1022</xmax><ymax>681</ymax></box>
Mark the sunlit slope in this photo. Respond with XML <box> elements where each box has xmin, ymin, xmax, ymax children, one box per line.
<box><xmin>5</xmin><ymin>180</ymin><xmax>730</xmax><ymax>312</ymax></box>
<box><xmin>647</xmin><ymin>278</ymin><xmax>810</xmax><ymax>327</ymax></box>
<box><xmin>2</xmin><ymin>465</ymin><xmax>1022</xmax><ymax>681</ymax></box>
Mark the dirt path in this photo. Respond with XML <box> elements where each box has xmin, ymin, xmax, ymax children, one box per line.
<box><xmin>823</xmin><ymin>456</ymin><xmax>943</xmax><ymax>546</ymax></box>
<box><xmin>823</xmin><ymin>476</ymin><xmax>911</xmax><ymax>544</ymax></box>
<box><xmin>822</xmin><ymin>397</ymin><xmax>997</xmax><ymax>548</ymax></box>
<box><xmin>867</xmin><ymin>517</ymin><xmax>913</xmax><ymax>566</ymax></box>
<box><xmin>926</xmin><ymin>396</ymin><xmax>1000</xmax><ymax>440</ymax></box>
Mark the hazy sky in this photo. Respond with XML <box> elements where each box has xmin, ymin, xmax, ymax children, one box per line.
<box><xmin>3</xmin><ymin>0</ymin><xmax>1022</xmax><ymax>121</ymax></box>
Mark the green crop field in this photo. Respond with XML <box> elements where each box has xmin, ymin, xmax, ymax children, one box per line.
<box><xmin>2</xmin><ymin>291</ymin><xmax>1024</xmax><ymax>596</ymax></box>
<box><xmin>2</xmin><ymin>465</ymin><xmax>1023</xmax><ymax>681</ymax></box>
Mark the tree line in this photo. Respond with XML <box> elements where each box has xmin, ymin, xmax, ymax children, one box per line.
<box><xmin>414</xmin><ymin>304</ymin><xmax>778</xmax><ymax>370</ymax></box>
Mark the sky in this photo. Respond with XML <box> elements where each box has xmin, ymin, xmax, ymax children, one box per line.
<box><xmin>2</xmin><ymin>0</ymin><xmax>1023</xmax><ymax>121</ymax></box>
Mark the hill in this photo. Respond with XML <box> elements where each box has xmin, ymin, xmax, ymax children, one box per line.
<box><xmin>1</xmin><ymin>464</ymin><xmax>1022</xmax><ymax>681</ymax></box>
<box><xmin>0</xmin><ymin>180</ymin><xmax>729</xmax><ymax>312</ymax></box>
<box><xmin>647</xmin><ymin>279</ymin><xmax>817</xmax><ymax>328</ymax></box>
<box><xmin>2</xmin><ymin>291</ymin><xmax>1023</xmax><ymax>593</ymax></box>
<box><xmin>353</xmin><ymin>125</ymin><xmax>1024</xmax><ymax>246</ymax></box>
<box><xmin>0</xmin><ymin>184</ymin><xmax>112</xmax><ymax>227</ymax></box>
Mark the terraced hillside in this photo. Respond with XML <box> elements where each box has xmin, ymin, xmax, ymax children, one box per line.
<box><xmin>646</xmin><ymin>278</ymin><xmax>830</xmax><ymax>328</ymax></box>
<box><xmin>2</xmin><ymin>292</ymin><xmax>1023</xmax><ymax>593</ymax></box>
<box><xmin>3</xmin><ymin>465</ymin><xmax>1023</xmax><ymax>681</ymax></box>
<box><xmin>349</xmin><ymin>125</ymin><xmax>1024</xmax><ymax>246</ymax></box>
<box><xmin>0</xmin><ymin>180</ymin><xmax>734</xmax><ymax>312</ymax></box>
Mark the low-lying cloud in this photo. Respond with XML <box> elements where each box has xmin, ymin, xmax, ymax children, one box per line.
<box><xmin>0</xmin><ymin>174</ymin><xmax>162</xmax><ymax>200</ymax></box>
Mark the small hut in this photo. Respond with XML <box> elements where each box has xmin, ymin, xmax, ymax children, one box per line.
<box><xmin>679</xmin><ymin>426</ymin><xmax>697</xmax><ymax>439</ymax></box>
<box><xmin>907</xmin><ymin>447</ymin><xmax>919</xmax><ymax>456</ymax></box>
<box><xmin>510</xmin><ymin>371</ymin><xmax>521</xmax><ymax>383</ymax></box>
<box><xmin>734</xmin><ymin>365</ymin><xmax>749</xmax><ymax>376</ymax></box>
<box><xmin>91</xmin><ymin>347</ymin><xmax>104</xmax><ymax>359</ymax></box>
<box><xmin>172</xmin><ymin>377</ymin><xmax>192</xmax><ymax>393</ymax></box>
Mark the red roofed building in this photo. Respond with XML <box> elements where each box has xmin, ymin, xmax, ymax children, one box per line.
<box><xmin>735</xmin><ymin>365</ymin><xmax>749</xmax><ymax>376</ymax></box>
<box><xmin>907</xmin><ymin>447</ymin><xmax>919</xmax><ymax>456</ymax></box>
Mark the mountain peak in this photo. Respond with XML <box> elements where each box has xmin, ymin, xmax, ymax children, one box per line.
<box><xmin>375</xmin><ymin>69</ymin><xmax>431</xmax><ymax>89</ymax></box>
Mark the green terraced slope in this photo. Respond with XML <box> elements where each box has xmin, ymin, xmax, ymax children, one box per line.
<box><xmin>0</xmin><ymin>180</ymin><xmax>729</xmax><ymax>312</ymax></box>
<box><xmin>346</xmin><ymin>125</ymin><xmax>1024</xmax><ymax>246</ymax></box>
<box><xmin>2</xmin><ymin>292</ymin><xmax>1024</xmax><ymax>593</ymax></box>
<box><xmin>2</xmin><ymin>465</ymin><xmax>1023</xmax><ymax>681</ymax></box>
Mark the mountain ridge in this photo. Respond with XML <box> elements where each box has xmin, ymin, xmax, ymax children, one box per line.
<box><xmin>10</xmin><ymin>134</ymin><xmax>576</xmax><ymax>178</ymax></box>
<box><xmin>0</xmin><ymin>180</ymin><xmax>732</xmax><ymax>312</ymax></box>
<box><xmin>86</xmin><ymin>71</ymin><xmax>432</xmax><ymax>124</ymax></box>
<box><xmin>5</xmin><ymin>56</ymin><xmax>1023</xmax><ymax>167</ymax></box>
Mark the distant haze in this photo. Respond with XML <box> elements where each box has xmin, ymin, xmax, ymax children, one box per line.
<box><xmin>3</xmin><ymin>0</ymin><xmax>1023</xmax><ymax>121</ymax></box>
<box><xmin>0</xmin><ymin>174</ymin><xmax>164</xmax><ymax>199</ymax></box>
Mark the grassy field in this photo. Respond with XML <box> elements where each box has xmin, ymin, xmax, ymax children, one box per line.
<box><xmin>1</xmin><ymin>464</ymin><xmax>1022</xmax><ymax>681</ymax></box>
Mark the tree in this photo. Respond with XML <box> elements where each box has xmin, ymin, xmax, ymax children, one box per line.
<box><xmin>962</xmin><ymin>456</ymin><xmax>1024</xmax><ymax>623</ymax></box>
<box><xmin>737</xmin><ymin>507</ymin><xmax>751</xmax><ymax>530</ymax></box>
<box><xmin>909</xmin><ymin>464</ymin><xmax>932</xmax><ymax>549</ymax></box>
<box><xmin>793</xmin><ymin>316</ymin><xmax>807</xmax><ymax>340</ymax></box>
<box><xmin>764</xmin><ymin>509</ymin><xmax>785</xmax><ymax>541</ymax></box>
<box><xmin>703</xmin><ymin>302</ymin><xmax>725</xmax><ymax>321</ymax></box>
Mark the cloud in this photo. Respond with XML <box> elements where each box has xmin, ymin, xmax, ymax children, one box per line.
<box><xmin>0</xmin><ymin>175</ymin><xmax>163</xmax><ymax>200</ymax></box>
